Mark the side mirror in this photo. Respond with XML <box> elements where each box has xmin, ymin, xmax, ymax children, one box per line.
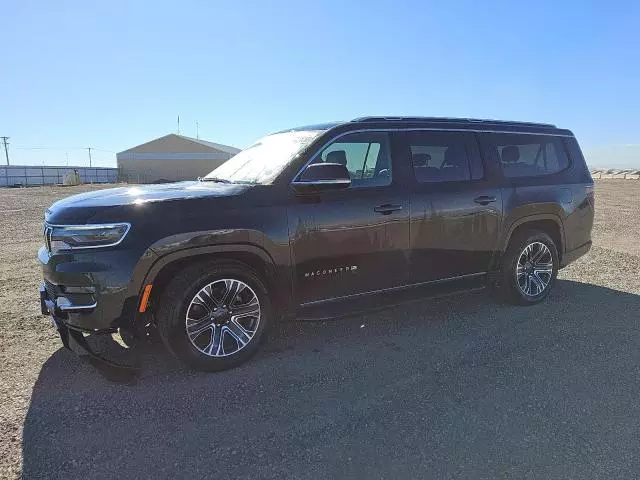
<box><xmin>291</xmin><ymin>163</ymin><xmax>351</xmax><ymax>193</ymax></box>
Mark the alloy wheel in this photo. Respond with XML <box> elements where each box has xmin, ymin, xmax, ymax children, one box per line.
<box><xmin>185</xmin><ymin>279</ymin><xmax>261</xmax><ymax>357</ymax></box>
<box><xmin>516</xmin><ymin>241</ymin><xmax>554</xmax><ymax>297</ymax></box>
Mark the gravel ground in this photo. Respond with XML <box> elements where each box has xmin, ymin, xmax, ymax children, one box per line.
<box><xmin>1</xmin><ymin>180</ymin><xmax>639</xmax><ymax>479</ymax></box>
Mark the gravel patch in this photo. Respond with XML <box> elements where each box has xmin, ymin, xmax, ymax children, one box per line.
<box><xmin>1</xmin><ymin>181</ymin><xmax>639</xmax><ymax>479</ymax></box>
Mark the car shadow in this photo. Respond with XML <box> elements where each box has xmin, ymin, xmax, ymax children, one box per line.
<box><xmin>22</xmin><ymin>280</ymin><xmax>640</xmax><ymax>479</ymax></box>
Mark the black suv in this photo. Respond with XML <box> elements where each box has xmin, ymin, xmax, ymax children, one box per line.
<box><xmin>39</xmin><ymin>117</ymin><xmax>594</xmax><ymax>372</ymax></box>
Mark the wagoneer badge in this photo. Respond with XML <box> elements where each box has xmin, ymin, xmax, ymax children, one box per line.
<box><xmin>304</xmin><ymin>266</ymin><xmax>358</xmax><ymax>278</ymax></box>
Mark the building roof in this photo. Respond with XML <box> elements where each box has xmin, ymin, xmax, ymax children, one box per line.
<box><xmin>174</xmin><ymin>134</ymin><xmax>241</xmax><ymax>155</ymax></box>
<box><xmin>117</xmin><ymin>134</ymin><xmax>241</xmax><ymax>156</ymax></box>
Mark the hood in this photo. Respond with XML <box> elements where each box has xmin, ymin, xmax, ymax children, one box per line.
<box><xmin>45</xmin><ymin>181</ymin><xmax>253</xmax><ymax>224</ymax></box>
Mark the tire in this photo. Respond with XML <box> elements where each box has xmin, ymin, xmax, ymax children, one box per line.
<box><xmin>156</xmin><ymin>259</ymin><xmax>271</xmax><ymax>372</ymax></box>
<box><xmin>499</xmin><ymin>229</ymin><xmax>559</xmax><ymax>305</ymax></box>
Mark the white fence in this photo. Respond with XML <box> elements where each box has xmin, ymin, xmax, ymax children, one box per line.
<box><xmin>0</xmin><ymin>165</ymin><xmax>118</xmax><ymax>187</ymax></box>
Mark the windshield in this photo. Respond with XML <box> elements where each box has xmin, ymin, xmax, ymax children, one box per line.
<box><xmin>203</xmin><ymin>130</ymin><xmax>324</xmax><ymax>184</ymax></box>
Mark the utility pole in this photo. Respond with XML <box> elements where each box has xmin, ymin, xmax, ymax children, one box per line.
<box><xmin>1</xmin><ymin>137</ymin><xmax>9</xmax><ymax>165</ymax></box>
<box><xmin>196</xmin><ymin>121</ymin><xmax>199</xmax><ymax>139</ymax></box>
<box><xmin>87</xmin><ymin>147</ymin><xmax>92</xmax><ymax>167</ymax></box>
<box><xmin>177</xmin><ymin>115</ymin><xmax>180</xmax><ymax>135</ymax></box>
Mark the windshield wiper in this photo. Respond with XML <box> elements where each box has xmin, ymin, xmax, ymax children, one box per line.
<box><xmin>200</xmin><ymin>177</ymin><xmax>231</xmax><ymax>183</ymax></box>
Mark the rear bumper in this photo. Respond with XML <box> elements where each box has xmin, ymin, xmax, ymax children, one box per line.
<box><xmin>560</xmin><ymin>240</ymin><xmax>592</xmax><ymax>268</ymax></box>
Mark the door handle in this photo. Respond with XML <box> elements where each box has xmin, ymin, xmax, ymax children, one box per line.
<box><xmin>374</xmin><ymin>204</ymin><xmax>403</xmax><ymax>215</ymax></box>
<box><xmin>474</xmin><ymin>195</ymin><xmax>497</xmax><ymax>205</ymax></box>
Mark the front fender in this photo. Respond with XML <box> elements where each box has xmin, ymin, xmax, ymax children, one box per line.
<box><xmin>143</xmin><ymin>243</ymin><xmax>276</xmax><ymax>286</ymax></box>
<box><xmin>126</xmin><ymin>228</ymin><xmax>291</xmax><ymax>315</ymax></box>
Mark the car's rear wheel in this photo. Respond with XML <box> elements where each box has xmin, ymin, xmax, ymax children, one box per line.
<box><xmin>500</xmin><ymin>230</ymin><xmax>559</xmax><ymax>305</ymax></box>
<box><xmin>156</xmin><ymin>260</ymin><xmax>270</xmax><ymax>371</ymax></box>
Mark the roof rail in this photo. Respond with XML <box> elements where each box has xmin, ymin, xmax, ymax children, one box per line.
<box><xmin>351</xmin><ymin>116</ymin><xmax>556</xmax><ymax>128</ymax></box>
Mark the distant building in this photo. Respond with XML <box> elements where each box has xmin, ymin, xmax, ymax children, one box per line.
<box><xmin>117</xmin><ymin>134</ymin><xmax>240</xmax><ymax>184</ymax></box>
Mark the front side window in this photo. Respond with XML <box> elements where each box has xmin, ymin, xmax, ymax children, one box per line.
<box><xmin>314</xmin><ymin>132</ymin><xmax>392</xmax><ymax>188</ymax></box>
<box><xmin>489</xmin><ymin>134</ymin><xmax>570</xmax><ymax>178</ymax></box>
<box><xmin>406</xmin><ymin>132</ymin><xmax>474</xmax><ymax>183</ymax></box>
<box><xmin>203</xmin><ymin>130</ymin><xmax>325</xmax><ymax>184</ymax></box>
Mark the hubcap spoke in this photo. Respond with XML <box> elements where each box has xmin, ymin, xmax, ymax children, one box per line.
<box><xmin>186</xmin><ymin>317</ymin><xmax>214</xmax><ymax>340</ymax></box>
<box><xmin>530</xmin><ymin>245</ymin><xmax>546</xmax><ymax>264</ymax></box>
<box><xmin>185</xmin><ymin>278</ymin><xmax>260</xmax><ymax>357</ymax></box>
<box><xmin>534</xmin><ymin>262</ymin><xmax>553</xmax><ymax>275</ymax></box>
<box><xmin>221</xmin><ymin>280</ymin><xmax>244</xmax><ymax>307</ymax></box>
<box><xmin>205</xmin><ymin>325</ymin><xmax>224</xmax><ymax>356</ymax></box>
<box><xmin>195</xmin><ymin>286</ymin><xmax>218</xmax><ymax>312</ymax></box>
<box><xmin>231</xmin><ymin>299</ymin><xmax>260</xmax><ymax>318</ymax></box>
<box><xmin>226</xmin><ymin>320</ymin><xmax>252</xmax><ymax>347</ymax></box>
<box><xmin>529</xmin><ymin>272</ymin><xmax>545</xmax><ymax>294</ymax></box>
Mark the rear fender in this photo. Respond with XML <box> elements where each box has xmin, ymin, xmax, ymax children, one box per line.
<box><xmin>490</xmin><ymin>213</ymin><xmax>565</xmax><ymax>272</ymax></box>
<box><xmin>500</xmin><ymin>213</ymin><xmax>565</xmax><ymax>253</ymax></box>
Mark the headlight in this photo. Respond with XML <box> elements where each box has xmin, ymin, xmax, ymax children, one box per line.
<box><xmin>45</xmin><ymin>223</ymin><xmax>131</xmax><ymax>251</ymax></box>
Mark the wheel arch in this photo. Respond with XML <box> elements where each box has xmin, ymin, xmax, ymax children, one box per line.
<box><xmin>141</xmin><ymin>244</ymin><xmax>288</xmax><ymax>315</ymax></box>
<box><xmin>502</xmin><ymin>214</ymin><xmax>565</xmax><ymax>260</ymax></box>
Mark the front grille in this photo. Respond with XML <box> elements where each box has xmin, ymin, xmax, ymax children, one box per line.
<box><xmin>44</xmin><ymin>280</ymin><xmax>57</xmax><ymax>299</ymax></box>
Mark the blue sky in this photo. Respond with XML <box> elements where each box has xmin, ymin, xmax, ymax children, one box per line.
<box><xmin>1</xmin><ymin>0</ymin><xmax>639</xmax><ymax>167</ymax></box>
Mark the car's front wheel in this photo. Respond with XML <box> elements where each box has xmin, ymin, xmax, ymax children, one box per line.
<box><xmin>500</xmin><ymin>230</ymin><xmax>559</xmax><ymax>305</ymax></box>
<box><xmin>156</xmin><ymin>260</ymin><xmax>270</xmax><ymax>371</ymax></box>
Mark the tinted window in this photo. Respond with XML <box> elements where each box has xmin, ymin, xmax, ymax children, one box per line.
<box><xmin>317</xmin><ymin>132</ymin><xmax>392</xmax><ymax>188</ymax></box>
<box><xmin>491</xmin><ymin>135</ymin><xmax>569</xmax><ymax>177</ymax></box>
<box><xmin>406</xmin><ymin>132</ymin><xmax>474</xmax><ymax>183</ymax></box>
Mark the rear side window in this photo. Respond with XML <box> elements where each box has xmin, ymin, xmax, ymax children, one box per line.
<box><xmin>405</xmin><ymin>132</ymin><xmax>481</xmax><ymax>183</ymax></box>
<box><xmin>488</xmin><ymin>134</ymin><xmax>569</xmax><ymax>178</ymax></box>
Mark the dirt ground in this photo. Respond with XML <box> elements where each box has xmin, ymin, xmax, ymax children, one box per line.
<box><xmin>1</xmin><ymin>180</ymin><xmax>639</xmax><ymax>479</ymax></box>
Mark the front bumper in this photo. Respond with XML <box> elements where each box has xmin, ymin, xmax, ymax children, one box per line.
<box><xmin>40</xmin><ymin>282</ymin><xmax>97</xmax><ymax>315</ymax></box>
<box><xmin>40</xmin><ymin>283</ymin><xmax>141</xmax><ymax>380</ymax></box>
<box><xmin>38</xmin><ymin>245</ymin><xmax>154</xmax><ymax>331</ymax></box>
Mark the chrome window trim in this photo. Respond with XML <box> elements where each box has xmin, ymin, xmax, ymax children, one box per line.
<box><xmin>291</xmin><ymin>179</ymin><xmax>351</xmax><ymax>187</ymax></box>
<box><xmin>43</xmin><ymin>222</ymin><xmax>131</xmax><ymax>251</ymax></box>
<box><xmin>291</xmin><ymin>127</ymin><xmax>573</xmax><ymax>183</ymax></box>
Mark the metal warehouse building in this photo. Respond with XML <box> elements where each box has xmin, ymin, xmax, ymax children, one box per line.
<box><xmin>117</xmin><ymin>134</ymin><xmax>240</xmax><ymax>183</ymax></box>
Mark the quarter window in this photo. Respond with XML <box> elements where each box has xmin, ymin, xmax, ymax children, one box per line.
<box><xmin>490</xmin><ymin>135</ymin><xmax>569</xmax><ymax>177</ymax></box>
<box><xmin>316</xmin><ymin>132</ymin><xmax>392</xmax><ymax>188</ymax></box>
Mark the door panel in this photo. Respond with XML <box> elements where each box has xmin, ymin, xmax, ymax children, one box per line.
<box><xmin>402</xmin><ymin>131</ymin><xmax>503</xmax><ymax>283</ymax></box>
<box><xmin>288</xmin><ymin>131</ymin><xmax>410</xmax><ymax>305</ymax></box>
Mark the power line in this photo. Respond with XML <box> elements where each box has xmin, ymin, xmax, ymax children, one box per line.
<box><xmin>91</xmin><ymin>148</ymin><xmax>116</xmax><ymax>153</ymax></box>
<box><xmin>1</xmin><ymin>137</ymin><xmax>9</xmax><ymax>165</ymax></box>
<box><xmin>12</xmin><ymin>145</ymin><xmax>116</xmax><ymax>153</ymax></box>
